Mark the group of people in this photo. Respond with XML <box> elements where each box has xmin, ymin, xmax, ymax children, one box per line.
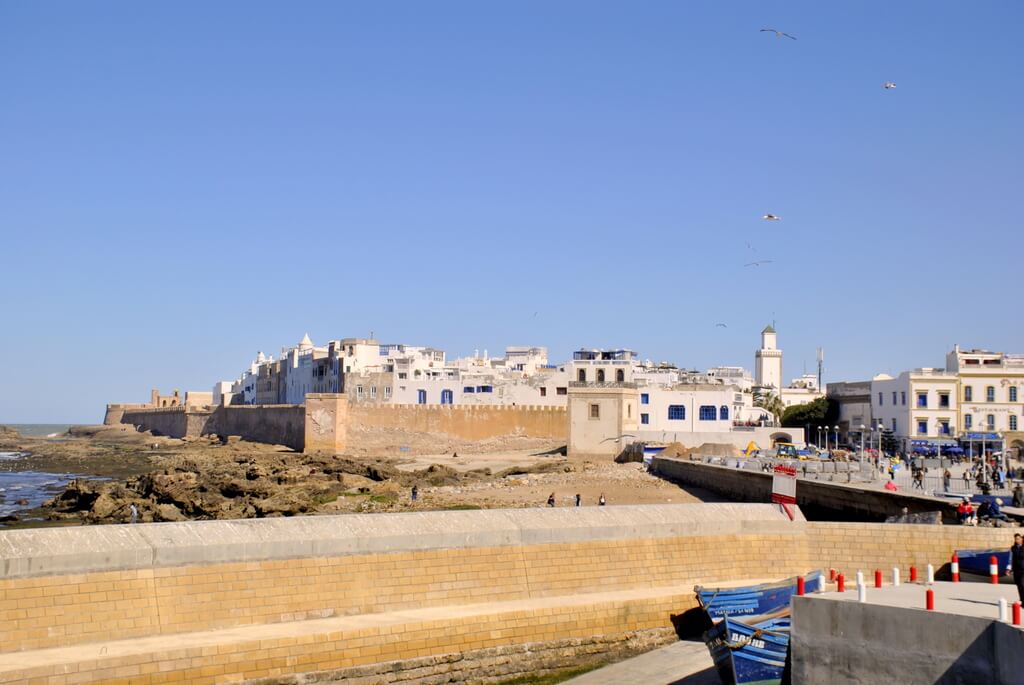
<box><xmin>546</xmin><ymin>492</ymin><xmax>606</xmax><ymax>507</ymax></box>
<box><xmin>957</xmin><ymin>497</ymin><xmax>1009</xmax><ymax>525</ymax></box>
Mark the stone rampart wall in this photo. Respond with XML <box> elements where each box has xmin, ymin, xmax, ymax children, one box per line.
<box><xmin>348</xmin><ymin>403</ymin><xmax>567</xmax><ymax>443</ymax></box>
<box><xmin>118</xmin><ymin>406</ymin><xmax>195</xmax><ymax>439</ymax></box>
<box><xmin>216</xmin><ymin>404</ymin><xmax>306</xmax><ymax>451</ymax></box>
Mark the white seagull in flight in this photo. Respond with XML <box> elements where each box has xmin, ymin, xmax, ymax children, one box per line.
<box><xmin>761</xmin><ymin>28</ymin><xmax>797</xmax><ymax>40</ymax></box>
<box><xmin>762</xmin><ymin>214</ymin><xmax>781</xmax><ymax>221</ymax></box>
<box><xmin>744</xmin><ymin>260</ymin><xmax>774</xmax><ymax>267</ymax></box>
<box><xmin>883</xmin><ymin>82</ymin><xmax>897</xmax><ymax>90</ymax></box>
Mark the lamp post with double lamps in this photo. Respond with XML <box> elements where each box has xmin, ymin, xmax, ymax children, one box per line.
<box><xmin>860</xmin><ymin>424</ymin><xmax>866</xmax><ymax>462</ymax></box>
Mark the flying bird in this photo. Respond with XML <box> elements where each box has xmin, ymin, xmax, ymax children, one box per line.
<box><xmin>715</xmin><ymin>323</ymin><xmax>728</xmax><ymax>328</ymax></box>
<box><xmin>601</xmin><ymin>434</ymin><xmax>636</xmax><ymax>444</ymax></box>
<box><xmin>761</xmin><ymin>214</ymin><xmax>781</xmax><ymax>221</ymax></box>
<box><xmin>883</xmin><ymin>82</ymin><xmax>897</xmax><ymax>90</ymax></box>
<box><xmin>744</xmin><ymin>260</ymin><xmax>774</xmax><ymax>267</ymax></box>
<box><xmin>760</xmin><ymin>28</ymin><xmax>796</xmax><ymax>40</ymax></box>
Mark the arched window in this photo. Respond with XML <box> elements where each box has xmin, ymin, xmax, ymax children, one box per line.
<box><xmin>577</xmin><ymin>369</ymin><xmax>586</xmax><ymax>382</ymax></box>
<box><xmin>719</xmin><ymin>405</ymin><xmax>729</xmax><ymax>421</ymax></box>
<box><xmin>596</xmin><ymin>369</ymin><xmax>606</xmax><ymax>382</ymax></box>
<box><xmin>615</xmin><ymin>369</ymin><xmax>624</xmax><ymax>382</ymax></box>
<box><xmin>699</xmin><ymin>405</ymin><xmax>717</xmax><ymax>421</ymax></box>
<box><xmin>1011</xmin><ymin>387</ymin><xmax>1019</xmax><ymax>403</ymax></box>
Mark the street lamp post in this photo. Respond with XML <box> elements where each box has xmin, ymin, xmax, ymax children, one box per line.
<box><xmin>860</xmin><ymin>424</ymin><xmax>866</xmax><ymax>462</ymax></box>
<box><xmin>824</xmin><ymin>427</ymin><xmax>829</xmax><ymax>452</ymax></box>
<box><xmin>817</xmin><ymin>426</ymin><xmax>822</xmax><ymax>448</ymax></box>
<box><xmin>833</xmin><ymin>426</ymin><xmax>840</xmax><ymax>451</ymax></box>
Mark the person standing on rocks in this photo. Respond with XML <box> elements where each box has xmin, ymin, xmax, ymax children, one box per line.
<box><xmin>547</xmin><ymin>493</ymin><xmax>556</xmax><ymax>507</ymax></box>
<box><xmin>411</xmin><ymin>484</ymin><xmax>418</xmax><ymax>502</ymax></box>
<box><xmin>575</xmin><ymin>493</ymin><xmax>581</xmax><ymax>507</ymax></box>
<box><xmin>129</xmin><ymin>503</ymin><xmax>138</xmax><ymax>524</ymax></box>
<box><xmin>599</xmin><ymin>494</ymin><xmax>607</xmax><ymax>506</ymax></box>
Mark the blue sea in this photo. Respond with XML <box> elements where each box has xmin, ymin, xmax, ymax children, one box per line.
<box><xmin>6</xmin><ymin>424</ymin><xmax>75</xmax><ymax>438</ymax></box>
<box><xmin>0</xmin><ymin>424</ymin><xmax>86</xmax><ymax>521</ymax></box>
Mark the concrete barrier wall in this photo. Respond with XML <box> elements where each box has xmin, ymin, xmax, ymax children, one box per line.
<box><xmin>348</xmin><ymin>403</ymin><xmax>567</xmax><ymax>442</ymax></box>
<box><xmin>652</xmin><ymin>456</ymin><xmax>962</xmax><ymax>522</ymax></box>
<box><xmin>0</xmin><ymin>505</ymin><xmax>1015</xmax><ymax>684</ymax></box>
<box><xmin>0</xmin><ymin>504</ymin><xmax>801</xmax><ymax>653</ymax></box>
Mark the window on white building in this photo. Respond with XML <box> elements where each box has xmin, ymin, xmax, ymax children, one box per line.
<box><xmin>878</xmin><ymin>393</ymin><xmax>883</xmax><ymax>406</ymax></box>
<box><xmin>668</xmin><ymin>405</ymin><xmax>686</xmax><ymax>421</ymax></box>
<box><xmin>1010</xmin><ymin>415</ymin><xmax>1018</xmax><ymax>431</ymax></box>
<box><xmin>699</xmin><ymin>406</ymin><xmax>716</xmax><ymax>421</ymax></box>
<box><xmin>384</xmin><ymin>386</ymin><xmax>392</xmax><ymax>399</ymax></box>
<box><xmin>939</xmin><ymin>393</ymin><xmax>950</xmax><ymax>408</ymax></box>
<box><xmin>917</xmin><ymin>420</ymin><xmax>927</xmax><ymax>435</ymax></box>
<box><xmin>356</xmin><ymin>385</ymin><xmax>363</xmax><ymax>398</ymax></box>
<box><xmin>901</xmin><ymin>392</ymin><xmax>906</xmax><ymax>406</ymax></box>
<box><xmin>640</xmin><ymin>413</ymin><xmax>649</xmax><ymax>425</ymax></box>
<box><xmin>1011</xmin><ymin>387</ymin><xmax>1019</xmax><ymax>403</ymax></box>
<box><xmin>964</xmin><ymin>386</ymin><xmax>973</xmax><ymax>402</ymax></box>
<box><xmin>965</xmin><ymin>414</ymin><xmax>973</xmax><ymax>429</ymax></box>
<box><xmin>891</xmin><ymin>418</ymin><xmax>896</xmax><ymax>431</ymax></box>
<box><xmin>370</xmin><ymin>386</ymin><xmax>377</xmax><ymax>399</ymax></box>
<box><xmin>987</xmin><ymin>414</ymin><xmax>995</xmax><ymax>429</ymax></box>
<box><xmin>939</xmin><ymin>420</ymin><xmax>950</xmax><ymax>435</ymax></box>
<box><xmin>916</xmin><ymin>393</ymin><xmax>927</xmax><ymax>408</ymax></box>
<box><xmin>986</xmin><ymin>386</ymin><xmax>995</xmax><ymax>402</ymax></box>
<box><xmin>590</xmin><ymin>404</ymin><xmax>600</xmax><ymax>419</ymax></box>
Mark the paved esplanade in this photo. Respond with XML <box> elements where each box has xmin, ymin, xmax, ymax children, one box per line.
<box><xmin>564</xmin><ymin>640</ymin><xmax>716</xmax><ymax>685</ymax></box>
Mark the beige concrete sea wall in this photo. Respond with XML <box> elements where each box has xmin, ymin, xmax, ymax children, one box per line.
<box><xmin>0</xmin><ymin>504</ymin><xmax>1014</xmax><ymax>684</ymax></box>
<box><xmin>346</xmin><ymin>403</ymin><xmax>567</xmax><ymax>443</ymax></box>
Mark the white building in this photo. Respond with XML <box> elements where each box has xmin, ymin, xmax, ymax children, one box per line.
<box><xmin>871</xmin><ymin>369</ymin><xmax>959</xmax><ymax>452</ymax></box>
<box><xmin>945</xmin><ymin>346</ymin><xmax>1024</xmax><ymax>436</ymax></box>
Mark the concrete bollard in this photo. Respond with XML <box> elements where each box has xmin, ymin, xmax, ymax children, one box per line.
<box><xmin>927</xmin><ymin>564</ymin><xmax>935</xmax><ymax>584</ymax></box>
<box><xmin>999</xmin><ymin>598</ymin><xmax>1008</xmax><ymax>622</ymax></box>
<box><xmin>797</xmin><ymin>576</ymin><xmax>805</xmax><ymax>596</ymax></box>
<box><xmin>1014</xmin><ymin>602</ymin><xmax>1022</xmax><ymax>626</ymax></box>
<box><xmin>926</xmin><ymin>588</ymin><xmax>935</xmax><ymax>611</ymax></box>
<box><xmin>892</xmin><ymin>567</ymin><xmax>901</xmax><ymax>587</ymax></box>
<box><xmin>837</xmin><ymin>574</ymin><xmax>845</xmax><ymax>593</ymax></box>
<box><xmin>990</xmin><ymin>556</ymin><xmax>999</xmax><ymax>584</ymax></box>
<box><xmin>874</xmin><ymin>569</ymin><xmax>882</xmax><ymax>588</ymax></box>
<box><xmin>856</xmin><ymin>570</ymin><xmax>864</xmax><ymax>587</ymax></box>
<box><xmin>910</xmin><ymin>566</ymin><xmax>918</xmax><ymax>582</ymax></box>
<box><xmin>858</xmin><ymin>582</ymin><xmax>867</xmax><ymax>603</ymax></box>
<box><xmin>951</xmin><ymin>553</ymin><xmax>960</xmax><ymax>583</ymax></box>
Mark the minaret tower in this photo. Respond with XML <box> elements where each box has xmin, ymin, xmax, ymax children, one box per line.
<box><xmin>755</xmin><ymin>325</ymin><xmax>783</xmax><ymax>389</ymax></box>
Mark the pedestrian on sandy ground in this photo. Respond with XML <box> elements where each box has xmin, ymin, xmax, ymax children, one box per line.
<box><xmin>575</xmin><ymin>493</ymin><xmax>581</xmax><ymax>507</ymax></box>
<box><xmin>547</xmin><ymin>493</ymin><xmax>556</xmax><ymax>507</ymax></box>
<box><xmin>129</xmin><ymin>502</ymin><xmax>138</xmax><ymax>524</ymax></box>
<box><xmin>411</xmin><ymin>484</ymin><xmax>418</xmax><ymax>502</ymax></box>
<box><xmin>1008</xmin><ymin>533</ymin><xmax>1024</xmax><ymax>603</ymax></box>
<box><xmin>599</xmin><ymin>493</ymin><xmax>606</xmax><ymax>506</ymax></box>
<box><xmin>452</xmin><ymin>452</ymin><xmax>458</xmax><ymax>459</ymax></box>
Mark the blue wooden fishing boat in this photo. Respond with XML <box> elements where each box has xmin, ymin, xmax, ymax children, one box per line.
<box><xmin>704</xmin><ymin>615</ymin><xmax>791</xmax><ymax>685</ymax></box>
<box><xmin>695</xmin><ymin>570</ymin><xmax>824</xmax><ymax>621</ymax></box>
<box><xmin>955</xmin><ymin>548</ymin><xmax>1011</xmax><ymax>580</ymax></box>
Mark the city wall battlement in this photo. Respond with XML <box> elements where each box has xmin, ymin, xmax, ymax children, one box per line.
<box><xmin>108</xmin><ymin>395</ymin><xmax>566</xmax><ymax>453</ymax></box>
<box><xmin>0</xmin><ymin>504</ymin><xmax>1011</xmax><ymax>684</ymax></box>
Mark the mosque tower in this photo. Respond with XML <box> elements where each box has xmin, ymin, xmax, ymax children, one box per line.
<box><xmin>754</xmin><ymin>325</ymin><xmax>783</xmax><ymax>390</ymax></box>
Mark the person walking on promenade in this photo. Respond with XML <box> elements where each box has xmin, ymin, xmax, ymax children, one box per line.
<box><xmin>943</xmin><ymin>469</ymin><xmax>952</xmax><ymax>492</ymax></box>
<box><xmin>599</xmin><ymin>493</ymin><xmax>607</xmax><ymax>506</ymax></box>
<box><xmin>547</xmin><ymin>493</ymin><xmax>556</xmax><ymax>507</ymax></box>
<box><xmin>575</xmin><ymin>493</ymin><xmax>582</xmax><ymax>507</ymax></box>
<box><xmin>963</xmin><ymin>470</ymin><xmax>972</xmax><ymax>489</ymax></box>
<box><xmin>129</xmin><ymin>502</ymin><xmax>138</xmax><ymax>524</ymax></box>
<box><xmin>1014</xmin><ymin>483</ymin><xmax>1024</xmax><ymax>509</ymax></box>
<box><xmin>1008</xmin><ymin>534</ymin><xmax>1024</xmax><ymax>603</ymax></box>
<box><xmin>913</xmin><ymin>469</ymin><xmax>924</xmax><ymax>490</ymax></box>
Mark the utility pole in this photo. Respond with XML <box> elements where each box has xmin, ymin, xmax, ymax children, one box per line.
<box><xmin>816</xmin><ymin>348</ymin><xmax>825</xmax><ymax>392</ymax></box>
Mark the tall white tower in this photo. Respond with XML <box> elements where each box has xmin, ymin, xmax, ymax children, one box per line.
<box><xmin>755</xmin><ymin>325</ymin><xmax>783</xmax><ymax>390</ymax></box>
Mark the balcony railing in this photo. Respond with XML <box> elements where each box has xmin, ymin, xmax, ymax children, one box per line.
<box><xmin>568</xmin><ymin>381</ymin><xmax>638</xmax><ymax>389</ymax></box>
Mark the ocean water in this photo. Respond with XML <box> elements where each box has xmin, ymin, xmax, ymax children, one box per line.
<box><xmin>6</xmin><ymin>424</ymin><xmax>75</xmax><ymax>438</ymax></box>
<box><xmin>0</xmin><ymin>452</ymin><xmax>74</xmax><ymax>519</ymax></box>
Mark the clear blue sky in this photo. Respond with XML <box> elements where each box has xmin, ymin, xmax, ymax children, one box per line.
<box><xmin>2</xmin><ymin>2</ymin><xmax>1022</xmax><ymax>423</ymax></box>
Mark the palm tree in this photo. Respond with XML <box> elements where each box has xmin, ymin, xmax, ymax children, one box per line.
<box><xmin>755</xmin><ymin>391</ymin><xmax>786</xmax><ymax>427</ymax></box>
